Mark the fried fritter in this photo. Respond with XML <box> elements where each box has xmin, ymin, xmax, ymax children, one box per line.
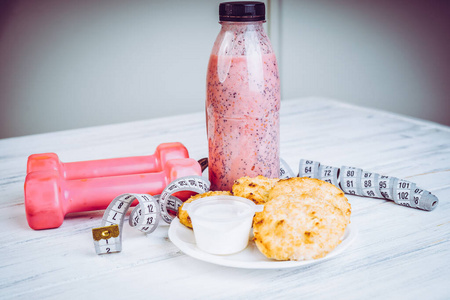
<box><xmin>253</xmin><ymin>196</ymin><xmax>347</xmax><ymax>260</ymax></box>
<box><xmin>268</xmin><ymin>177</ymin><xmax>351</xmax><ymax>224</ymax></box>
<box><xmin>232</xmin><ymin>175</ymin><xmax>279</xmax><ymax>205</ymax></box>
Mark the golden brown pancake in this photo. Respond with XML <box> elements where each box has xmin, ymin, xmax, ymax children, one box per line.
<box><xmin>232</xmin><ymin>175</ymin><xmax>279</xmax><ymax>205</ymax></box>
<box><xmin>268</xmin><ymin>177</ymin><xmax>351</xmax><ymax>224</ymax></box>
<box><xmin>253</xmin><ymin>195</ymin><xmax>347</xmax><ymax>260</ymax></box>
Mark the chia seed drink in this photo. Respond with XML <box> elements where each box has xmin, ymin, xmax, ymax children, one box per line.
<box><xmin>206</xmin><ymin>2</ymin><xmax>280</xmax><ymax>191</ymax></box>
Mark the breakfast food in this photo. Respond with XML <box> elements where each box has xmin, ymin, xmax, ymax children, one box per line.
<box><xmin>179</xmin><ymin>175</ymin><xmax>352</xmax><ymax>261</ymax></box>
<box><xmin>177</xmin><ymin>191</ymin><xmax>232</xmax><ymax>229</ymax></box>
<box><xmin>232</xmin><ymin>175</ymin><xmax>279</xmax><ymax>204</ymax></box>
<box><xmin>253</xmin><ymin>196</ymin><xmax>347</xmax><ymax>260</ymax></box>
<box><xmin>268</xmin><ymin>177</ymin><xmax>351</xmax><ymax>224</ymax></box>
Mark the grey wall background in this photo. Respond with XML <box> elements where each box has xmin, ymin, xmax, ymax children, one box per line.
<box><xmin>0</xmin><ymin>0</ymin><xmax>449</xmax><ymax>139</ymax></box>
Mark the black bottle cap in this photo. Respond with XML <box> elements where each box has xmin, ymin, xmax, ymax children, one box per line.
<box><xmin>219</xmin><ymin>2</ymin><xmax>265</xmax><ymax>22</ymax></box>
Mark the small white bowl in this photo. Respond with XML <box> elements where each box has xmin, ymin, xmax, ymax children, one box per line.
<box><xmin>182</xmin><ymin>195</ymin><xmax>264</xmax><ymax>255</ymax></box>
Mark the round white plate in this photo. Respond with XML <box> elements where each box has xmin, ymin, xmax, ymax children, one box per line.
<box><xmin>168</xmin><ymin>217</ymin><xmax>357</xmax><ymax>269</ymax></box>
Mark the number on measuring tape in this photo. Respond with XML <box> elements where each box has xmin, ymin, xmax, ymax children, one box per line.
<box><xmin>279</xmin><ymin>158</ymin><xmax>295</xmax><ymax>179</ymax></box>
<box><xmin>360</xmin><ymin>171</ymin><xmax>382</xmax><ymax>199</ymax></box>
<box><xmin>392</xmin><ymin>178</ymin><xmax>417</xmax><ymax>208</ymax></box>
<box><xmin>378</xmin><ymin>175</ymin><xmax>394</xmax><ymax>200</ymax></box>
<box><xmin>318</xmin><ymin>164</ymin><xmax>340</xmax><ymax>187</ymax></box>
<box><xmin>339</xmin><ymin>166</ymin><xmax>363</xmax><ymax>196</ymax></box>
<box><xmin>159</xmin><ymin>175</ymin><xmax>210</xmax><ymax>224</ymax></box>
<box><xmin>298</xmin><ymin>159</ymin><xmax>320</xmax><ymax>178</ymax></box>
<box><xmin>92</xmin><ymin>193</ymin><xmax>160</xmax><ymax>255</ymax></box>
<box><xmin>413</xmin><ymin>190</ymin><xmax>439</xmax><ymax>211</ymax></box>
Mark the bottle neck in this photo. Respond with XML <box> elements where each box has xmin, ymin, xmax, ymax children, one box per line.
<box><xmin>211</xmin><ymin>20</ymin><xmax>273</xmax><ymax>56</ymax></box>
<box><xmin>220</xmin><ymin>21</ymin><xmax>265</xmax><ymax>31</ymax></box>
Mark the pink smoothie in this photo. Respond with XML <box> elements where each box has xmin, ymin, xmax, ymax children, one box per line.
<box><xmin>206</xmin><ymin>52</ymin><xmax>280</xmax><ymax>191</ymax></box>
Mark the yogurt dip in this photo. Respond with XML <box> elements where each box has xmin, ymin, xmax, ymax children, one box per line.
<box><xmin>183</xmin><ymin>195</ymin><xmax>264</xmax><ymax>255</ymax></box>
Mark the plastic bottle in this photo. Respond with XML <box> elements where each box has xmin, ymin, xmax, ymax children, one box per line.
<box><xmin>206</xmin><ymin>1</ymin><xmax>280</xmax><ymax>191</ymax></box>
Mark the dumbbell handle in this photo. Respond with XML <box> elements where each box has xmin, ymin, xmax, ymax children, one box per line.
<box><xmin>27</xmin><ymin>142</ymin><xmax>188</xmax><ymax>180</ymax></box>
<box><xmin>62</xmin><ymin>155</ymin><xmax>163</xmax><ymax>180</ymax></box>
<box><xmin>63</xmin><ymin>171</ymin><xmax>172</xmax><ymax>213</ymax></box>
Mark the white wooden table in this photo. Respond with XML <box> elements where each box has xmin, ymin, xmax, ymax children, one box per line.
<box><xmin>1</xmin><ymin>98</ymin><xmax>449</xmax><ymax>299</ymax></box>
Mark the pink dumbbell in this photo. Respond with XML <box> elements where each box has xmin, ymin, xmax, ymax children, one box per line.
<box><xmin>27</xmin><ymin>142</ymin><xmax>189</xmax><ymax>180</ymax></box>
<box><xmin>24</xmin><ymin>158</ymin><xmax>201</xmax><ymax>230</ymax></box>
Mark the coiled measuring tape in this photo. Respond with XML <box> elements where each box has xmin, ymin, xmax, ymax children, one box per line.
<box><xmin>296</xmin><ymin>159</ymin><xmax>438</xmax><ymax>211</ymax></box>
<box><xmin>92</xmin><ymin>175</ymin><xmax>210</xmax><ymax>255</ymax></box>
<box><xmin>199</xmin><ymin>157</ymin><xmax>438</xmax><ymax>211</ymax></box>
<box><xmin>159</xmin><ymin>175</ymin><xmax>210</xmax><ymax>223</ymax></box>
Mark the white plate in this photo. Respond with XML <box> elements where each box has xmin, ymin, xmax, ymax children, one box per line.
<box><xmin>168</xmin><ymin>217</ymin><xmax>357</xmax><ymax>269</ymax></box>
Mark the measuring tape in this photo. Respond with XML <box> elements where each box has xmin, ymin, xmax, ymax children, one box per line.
<box><xmin>199</xmin><ymin>157</ymin><xmax>438</xmax><ymax>211</ymax></box>
<box><xmin>159</xmin><ymin>175</ymin><xmax>210</xmax><ymax>223</ymax></box>
<box><xmin>92</xmin><ymin>175</ymin><xmax>210</xmax><ymax>255</ymax></box>
<box><xmin>93</xmin><ymin>157</ymin><xmax>437</xmax><ymax>254</ymax></box>
<box><xmin>279</xmin><ymin>158</ymin><xmax>295</xmax><ymax>179</ymax></box>
<box><xmin>296</xmin><ymin>159</ymin><xmax>438</xmax><ymax>211</ymax></box>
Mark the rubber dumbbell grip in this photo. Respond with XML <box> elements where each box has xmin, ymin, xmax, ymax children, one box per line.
<box><xmin>63</xmin><ymin>171</ymin><xmax>170</xmax><ymax>214</ymax></box>
<box><xmin>62</xmin><ymin>155</ymin><xmax>161</xmax><ymax>180</ymax></box>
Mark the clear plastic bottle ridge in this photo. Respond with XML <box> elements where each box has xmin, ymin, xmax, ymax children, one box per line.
<box><xmin>206</xmin><ymin>1</ymin><xmax>281</xmax><ymax>191</ymax></box>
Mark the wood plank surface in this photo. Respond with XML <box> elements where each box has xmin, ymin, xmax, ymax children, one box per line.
<box><xmin>0</xmin><ymin>98</ymin><xmax>449</xmax><ymax>299</ymax></box>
